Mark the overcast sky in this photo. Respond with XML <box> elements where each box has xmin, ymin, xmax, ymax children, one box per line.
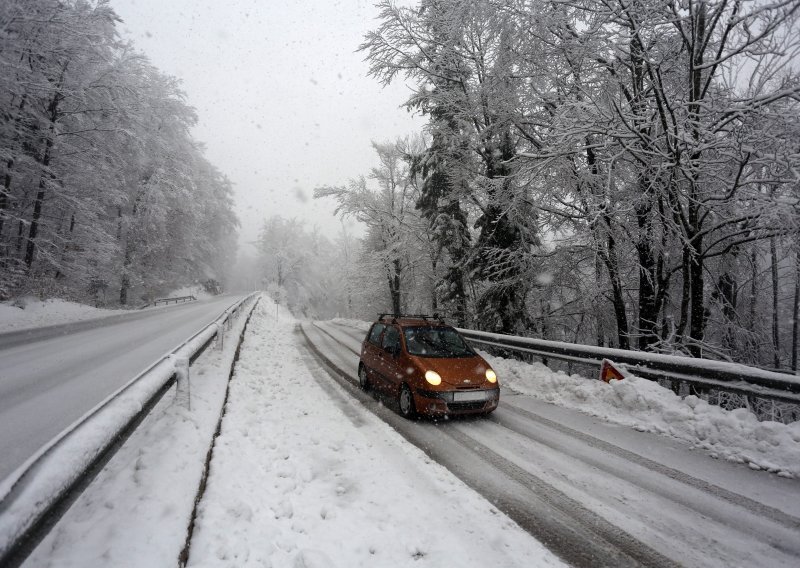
<box><xmin>111</xmin><ymin>0</ymin><xmax>423</xmax><ymax>250</ymax></box>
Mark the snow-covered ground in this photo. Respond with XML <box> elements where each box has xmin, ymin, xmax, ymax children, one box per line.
<box><xmin>0</xmin><ymin>286</ymin><xmax>213</xmax><ymax>334</ymax></box>
<box><xmin>0</xmin><ymin>298</ymin><xmax>124</xmax><ymax>333</ymax></box>
<box><xmin>186</xmin><ymin>302</ymin><xmax>565</xmax><ymax>568</ymax></box>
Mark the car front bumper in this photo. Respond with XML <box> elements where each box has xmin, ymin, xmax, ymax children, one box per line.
<box><xmin>415</xmin><ymin>387</ymin><xmax>500</xmax><ymax>416</ymax></box>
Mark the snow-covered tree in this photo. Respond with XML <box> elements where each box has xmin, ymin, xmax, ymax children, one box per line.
<box><xmin>359</xmin><ymin>0</ymin><xmax>800</xmax><ymax>368</ymax></box>
<box><xmin>315</xmin><ymin>139</ymin><xmax>436</xmax><ymax>315</ymax></box>
<box><xmin>0</xmin><ymin>0</ymin><xmax>238</xmax><ymax>304</ymax></box>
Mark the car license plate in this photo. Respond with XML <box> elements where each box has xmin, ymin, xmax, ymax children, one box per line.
<box><xmin>453</xmin><ymin>390</ymin><xmax>488</xmax><ymax>402</ymax></box>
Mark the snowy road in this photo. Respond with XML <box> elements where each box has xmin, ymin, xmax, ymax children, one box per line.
<box><xmin>18</xmin><ymin>304</ymin><xmax>799</xmax><ymax>567</ymax></box>
<box><xmin>0</xmin><ymin>295</ymin><xmax>247</xmax><ymax>482</ymax></box>
<box><xmin>301</xmin><ymin>320</ymin><xmax>800</xmax><ymax>568</ymax></box>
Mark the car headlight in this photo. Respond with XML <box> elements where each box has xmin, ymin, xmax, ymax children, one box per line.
<box><xmin>485</xmin><ymin>369</ymin><xmax>497</xmax><ymax>383</ymax></box>
<box><xmin>425</xmin><ymin>370</ymin><xmax>442</xmax><ymax>386</ymax></box>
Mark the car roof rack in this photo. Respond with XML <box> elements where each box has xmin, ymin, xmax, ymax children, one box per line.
<box><xmin>377</xmin><ymin>313</ymin><xmax>446</xmax><ymax>324</ymax></box>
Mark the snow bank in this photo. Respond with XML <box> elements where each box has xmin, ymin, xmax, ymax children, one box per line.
<box><xmin>188</xmin><ymin>303</ymin><xmax>564</xmax><ymax>568</ymax></box>
<box><xmin>0</xmin><ymin>298</ymin><xmax>123</xmax><ymax>333</ymax></box>
<box><xmin>0</xmin><ymin>286</ymin><xmax>217</xmax><ymax>334</ymax></box>
<box><xmin>488</xmin><ymin>355</ymin><xmax>800</xmax><ymax>478</ymax></box>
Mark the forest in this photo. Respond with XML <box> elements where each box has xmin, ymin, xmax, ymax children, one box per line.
<box><xmin>257</xmin><ymin>0</ymin><xmax>800</xmax><ymax>371</ymax></box>
<box><xmin>3</xmin><ymin>0</ymin><xmax>799</xmax><ymax>372</ymax></box>
<box><xmin>0</xmin><ymin>0</ymin><xmax>238</xmax><ymax>306</ymax></box>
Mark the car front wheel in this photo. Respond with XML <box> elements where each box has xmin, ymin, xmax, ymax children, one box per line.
<box><xmin>398</xmin><ymin>384</ymin><xmax>416</xmax><ymax>419</ymax></box>
<box><xmin>358</xmin><ymin>365</ymin><xmax>370</xmax><ymax>391</ymax></box>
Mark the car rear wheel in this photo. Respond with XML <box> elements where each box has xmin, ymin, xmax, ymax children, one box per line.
<box><xmin>398</xmin><ymin>384</ymin><xmax>416</xmax><ymax>419</ymax></box>
<box><xmin>358</xmin><ymin>364</ymin><xmax>370</xmax><ymax>391</ymax></box>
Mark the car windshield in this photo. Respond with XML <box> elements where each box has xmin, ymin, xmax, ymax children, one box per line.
<box><xmin>403</xmin><ymin>327</ymin><xmax>474</xmax><ymax>358</ymax></box>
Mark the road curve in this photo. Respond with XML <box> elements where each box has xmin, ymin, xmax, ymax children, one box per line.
<box><xmin>0</xmin><ymin>295</ymin><xmax>247</xmax><ymax>482</ymax></box>
<box><xmin>300</xmin><ymin>320</ymin><xmax>800</xmax><ymax>568</ymax></box>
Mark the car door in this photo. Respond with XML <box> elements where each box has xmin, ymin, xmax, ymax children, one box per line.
<box><xmin>380</xmin><ymin>324</ymin><xmax>403</xmax><ymax>393</ymax></box>
<box><xmin>362</xmin><ymin>323</ymin><xmax>385</xmax><ymax>384</ymax></box>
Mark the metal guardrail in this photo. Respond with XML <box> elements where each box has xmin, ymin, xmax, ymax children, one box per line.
<box><xmin>153</xmin><ymin>295</ymin><xmax>197</xmax><ymax>306</ymax></box>
<box><xmin>0</xmin><ymin>293</ymin><xmax>259</xmax><ymax>567</ymax></box>
<box><xmin>457</xmin><ymin>328</ymin><xmax>800</xmax><ymax>406</ymax></box>
<box><xmin>138</xmin><ymin>295</ymin><xmax>199</xmax><ymax>309</ymax></box>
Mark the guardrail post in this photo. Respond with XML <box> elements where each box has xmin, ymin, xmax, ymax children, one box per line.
<box><xmin>216</xmin><ymin>323</ymin><xmax>225</xmax><ymax>350</ymax></box>
<box><xmin>174</xmin><ymin>357</ymin><xmax>191</xmax><ymax>410</ymax></box>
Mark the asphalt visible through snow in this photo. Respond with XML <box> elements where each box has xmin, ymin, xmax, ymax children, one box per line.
<box><xmin>0</xmin><ymin>295</ymin><xmax>247</xmax><ymax>483</ymax></box>
<box><xmin>300</xmin><ymin>320</ymin><xmax>800</xmax><ymax>568</ymax></box>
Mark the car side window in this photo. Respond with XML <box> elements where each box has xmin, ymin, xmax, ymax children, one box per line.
<box><xmin>368</xmin><ymin>323</ymin><xmax>385</xmax><ymax>346</ymax></box>
<box><xmin>382</xmin><ymin>325</ymin><xmax>400</xmax><ymax>353</ymax></box>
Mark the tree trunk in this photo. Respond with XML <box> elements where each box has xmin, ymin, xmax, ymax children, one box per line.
<box><xmin>595</xmin><ymin>255</ymin><xmax>606</xmax><ymax>347</ymax></box>
<box><xmin>24</xmin><ymin>176</ymin><xmax>47</xmax><ymax>268</ymax></box>
<box><xmin>474</xmin><ymin>132</ymin><xmax>525</xmax><ymax>334</ymax></box>
<box><xmin>677</xmin><ymin>248</ymin><xmax>691</xmax><ymax>343</ymax></box>
<box><xmin>448</xmin><ymin>220</ymin><xmax>469</xmax><ymax>327</ymax></box>
<box><xmin>24</xmin><ymin>86</ymin><xmax>62</xmax><ymax>269</ymax></box>
<box><xmin>688</xmin><ymin>234</ymin><xmax>705</xmax><ymax>358</ymax></box>
<box><xmin>16</xmin><ymin>220</ymin><xmax>24</xmax><ymax>253</ymax></box>
<box><xmin>452</xmin><ymin>265</ymin><xmax>468</xmax><ymax>327</ymax></box>
<box><xmin>792</xmin><ymin>248</ymin><xmax>799</xmax><ymax>372</ymax></box>
<box><xmin>771</xmin><ymin>237</ymin><xmax>781</xmax><ymax>369</ymax></box>
<box><xmin>585</xmin><ymin>141</ymin><xmax>628</xmax><ymax>349</ymax></box>
<box><xmin>750</xmin><ymin>245</ymin><xmax>758</xmax><ymax>331</ymax></box>
<box><xmin>0</xmin><ymin>165</ymin><xmax>9</xmax><ymax>272</ymax></box>
<box><xmin>119</xmin><ymin>185</ymin><xmax>147</xmax><ymax>305</ymax></box>
<box><xmin>718</xmin><ymin>272</ymin><xmax>738</xmax><ymax>352</ymax></box>
<box><xmin>0</xmin><ymin>159</ymin><xmax>11</xmax><ymax>240</ymax></box>
<box><xmin>685</xmin><ymin>4</ymin><xmax>707</xmax><ymax>359</ymax></box>
<box><xmin>429</xmin><ymin>254</ymin><xmax>438</xmax><ymax>313</ymax></box>
<box><xmin>629</xmin><ymin>31</ymin><xmax>659</xmax><ymax>351</ymax></box>
<box><xmin>636</xmin><ymin>201</ymin><xmax>658</xmax><ymax>350</ymax></box>
<box><xmin>2</xmin><ymin>95</ymin><xmax>28</xmax><ymax>242</ymax></box>
<box><xmin>603</xmin><ymin>229</ymin><xmax>630</xmax><ymax>349</ymax></box>
<box><xmin>391</xmin><ymin>257</ymin><xmax>402</xmax><ymax>314</ymax></box>
<box><xmin>119</xmin><ymin>247</ymin><xmax>131</xmax><ymax>305</ymax></box>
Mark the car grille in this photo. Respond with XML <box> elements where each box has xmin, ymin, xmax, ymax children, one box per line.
<box><xmin>448</xmin><ymin>401</ymin><xmax>488</xmax><ymax>411</ymax></box>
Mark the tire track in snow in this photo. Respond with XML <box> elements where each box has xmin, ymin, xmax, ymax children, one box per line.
<box><xmin>294</xmin><ymin>325</ymin><xmax>366</xmax><ymax>428</ymax></box>
<box><xmin>497</xmin><ymin>401</ymin><xmax>800</xmax><ymax>531</ymax></box>
<box><xmin>314</xmin><ymin>322</ymin><xmax>362</xmax><ymax>355</ymax></box>
<box><xmin>439</xmin><ymin>425</ymin><xmax>680</xmax><ymax>568</ymax></box>
<box><xmin>325</xmin><ymin>321</ymin><xmax>367</xmax><ymax>343</ymax></box>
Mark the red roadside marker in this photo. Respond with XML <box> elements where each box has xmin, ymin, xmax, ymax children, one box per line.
<box><xmin>600</xmin><ymin>359</ymin><xmax>625</xmax><ymax>382</ymax></box>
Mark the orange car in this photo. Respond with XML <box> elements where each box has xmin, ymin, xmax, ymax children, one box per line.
<box><xmin>358</xmin><ymin>314</ymin><xmax>500</xmax><ymax>418</ymax></box>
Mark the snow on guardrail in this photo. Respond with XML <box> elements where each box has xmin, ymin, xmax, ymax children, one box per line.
<box><xmin>0</xmin><ymin>293</ymin><xmax>258</xmax><ymax>567</ymax></box>
<box><xmin>457</xmin><ymin>328</ymin><xmax>800</xmax><ymax>404</ymax></box>
<box><xmin>327</xmin><ymin>318</ymin><xmax>800</xmax><ymax>402</ymax></box>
